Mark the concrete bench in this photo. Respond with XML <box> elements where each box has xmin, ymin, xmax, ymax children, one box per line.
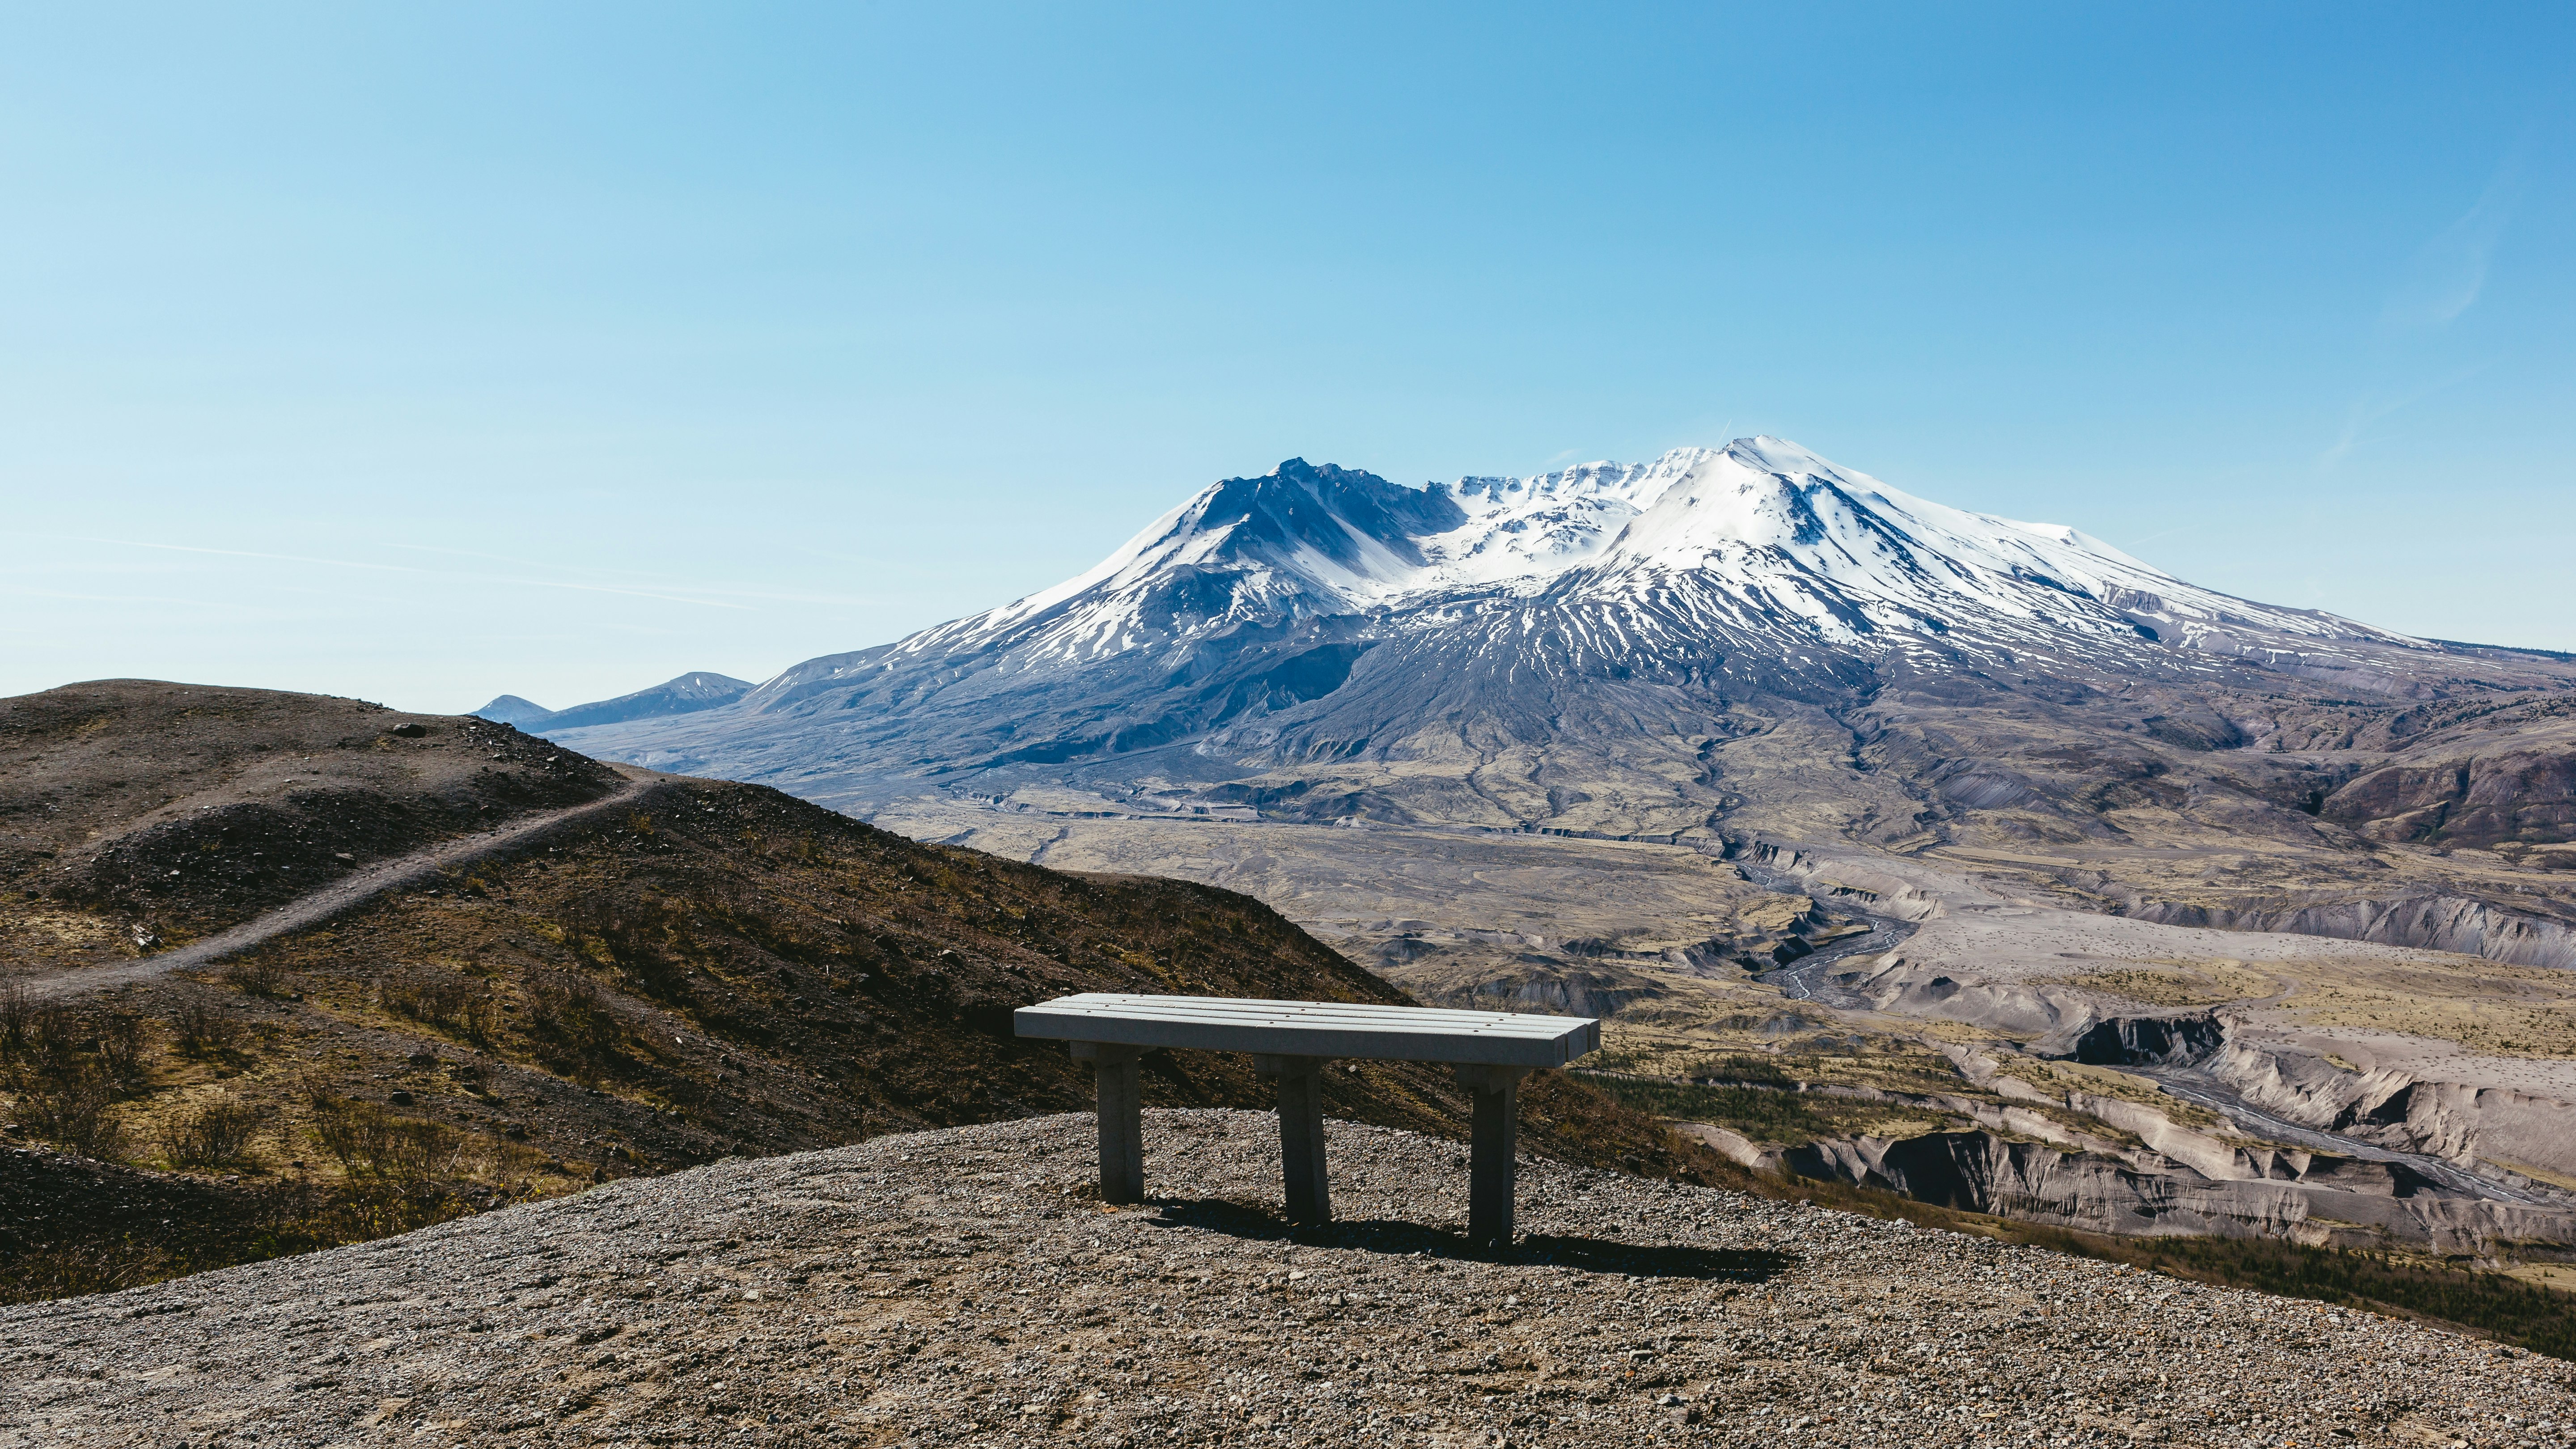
<box><xmin>1014</xmin><ymin>992</ymin><xmax>1601</xmax><ymax>1246</ymax></box>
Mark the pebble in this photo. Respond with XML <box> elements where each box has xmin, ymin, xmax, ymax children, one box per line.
<box><xmin>1</xmin><ymin>1109</ymin><xmax>2569</xmax><ymax>1446</ymax></box>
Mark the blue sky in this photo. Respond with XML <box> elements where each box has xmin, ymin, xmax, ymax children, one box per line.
<box><xmin>3</xmin><ymin>3</ymin><xmax>2571</xmax><ymax>711</ymax></box>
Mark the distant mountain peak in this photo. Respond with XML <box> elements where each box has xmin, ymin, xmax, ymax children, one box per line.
<box><xmin>473</xmin><ymin>694</ymin><xmax>557</xmax><ymax>728</ymax></box>
<box><xmin>541</xmin><ymin>441</ymin><xmax>2455</xmax><ymax>815</ymax></box>
<box><xmin>918</xmin><ymin>440</ymin><xmax>2412</xmax><ymax>675</ymax></box>
<box><xmin>475</xmin><ymin>671</ymin><xmax>753</xmax><ymax>733</ymax></box>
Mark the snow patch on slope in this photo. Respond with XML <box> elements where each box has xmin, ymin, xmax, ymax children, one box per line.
<box><xmin>748</xmin><ymin>438</ymin><xmax>2422</xmax><ymax>713</ymax></box>
<box><xmin>1587</xmin><ymin>439</ymin><xmax>2410</xmax><ymax>648</ymax></box>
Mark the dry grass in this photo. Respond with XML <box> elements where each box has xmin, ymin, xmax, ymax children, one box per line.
<box><xmin>0</xmin><ymin>907</ymin><xmax>138</xmax><ymax>978</ymax></box>
<box><xmin>2275</xmin><ymin>959</ymin><xmax>2576</xmax><ymax>1059</ymax></box>
<box><xmin>376</xmin><ymin>966</ymin><xmax>502</xmax><ymax>1046</ymax></box>
<box><xmin>160</xmin><ymin>1094</ymin><xmax>264</xmax><ymax>1169</ymax></box>
<box><xmin>8</xmin><ymin>1072</ymin><xmax>127</xmax><ymax>1159</ymax></box>
<box><xmin>1998</xmin><ymin>1058</ymin><xmax>2232</xmax><ymax>1130</ymax></box>
<box><xmin>2035</xmin><ymin>958</ymin><xmax>2282</xmax><ymax>1007</ymax></box>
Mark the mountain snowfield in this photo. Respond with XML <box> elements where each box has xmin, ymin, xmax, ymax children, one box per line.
<box><xmin>993</xmin><ymin>437</ymin><xmax>2389</xmax><ymax>636</ymax></box>
<box><xmin>741</xmin><ymin>437</ymin><xmax>2414</xmax><ymax>718</ymax></box>
<box><xmin>543</xmin><ymin>437</ymin><xmax>2538</xmax><ymax>839</ymax></box>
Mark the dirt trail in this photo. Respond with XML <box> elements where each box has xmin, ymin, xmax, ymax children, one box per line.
<box><xmin>17</xmin><ymin>771</ymin><xmax>658</xmax><ymax>1004</ymax></box>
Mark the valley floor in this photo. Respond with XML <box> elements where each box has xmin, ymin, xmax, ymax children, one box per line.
<box><xmin>867</xmin><ymin>797</ymin><xmax>2576</xmax><ymax>1263</ymax></box>
<box><xmin>4</xmin><ymin>1110</ymin><xmax>2565</xmax><ymax>1449</ymax></box>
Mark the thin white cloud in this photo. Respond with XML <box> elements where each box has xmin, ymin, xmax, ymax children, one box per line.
<box><xmin>2323</xmin><ymin>131</ymin><xmax>2529</xmax><ymax>471</ymax></box>
<box><xmin>2318</xmin><ymin>364</ymin><xmax>2487</xmax><ymax>470</ymax></box>
<box><xmin>2378</xmin><ymin>143</ymin><xmax>2526</xmax><ymax>335</ymax></box>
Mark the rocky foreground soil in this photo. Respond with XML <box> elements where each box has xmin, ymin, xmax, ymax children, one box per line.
<box><xmin>3</xmin><ymin>1110</ymin><xmax>2570</xmax><ymax>1449</ymax></box>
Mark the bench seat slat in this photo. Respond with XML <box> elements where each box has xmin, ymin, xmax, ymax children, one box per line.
<box><xmin>1022</xmin><ymin>1003</ymin><xmax>1574</xmax><ymax>1033</ymax></box>
<box><xmin>1014</xmin><ymin>992</ymin><xmax>1599</xmax><ymax>1068</ymax></box>
<box><xmin>1021</xmin><ymin>993</ymin><xmax>1578</xmax><ymax>1029</ymax></box>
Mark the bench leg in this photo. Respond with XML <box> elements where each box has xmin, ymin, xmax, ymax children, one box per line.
<box><xmin>1073</xmin><ymin>1043</ymin><xmax>1145</xmax><ymax>1204</ymax></box>
<box><xmin>1257</xmin><ymin>1054</ymin><xmax>1332</xmax><ymax>1226</ymax></box>
<box><xmin>1456</xmin><ymin>1066</ymin><xmax>1533</xmax><ymax>1248</ymax></box>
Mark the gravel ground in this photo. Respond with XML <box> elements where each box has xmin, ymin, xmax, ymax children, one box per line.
<box><xmin>3</xmin><ymin>1109</ymin><xmax>2570</xmax><ymax>1448</ymax></box>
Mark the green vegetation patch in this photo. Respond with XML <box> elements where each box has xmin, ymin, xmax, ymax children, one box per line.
<box><xmin>1582</xmin><ymin>1073</ymin><xmax>1945</xmax><ymax>1145</ymax></box>
<box><xmin>0</xmin><ymin>1130</ymin><xmax>498</xmax><ymax>1307</ymax></box>
<box><xmin>1775</xmin><ymin>1170</ymin><xmax>2576</xmax><ymax>1363</ymax></box>
<box><xmin>2129</xmin><ymin>1237</ymin><xmax>2576</xmax><ymax>1361</ymax></box>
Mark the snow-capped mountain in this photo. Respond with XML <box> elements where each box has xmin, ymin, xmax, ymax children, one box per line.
<box><xmin>544</xmin><ymin>439</ymin><xmax>2457</xmax><ymax>825</ymax></box>
<box><xmin>743</xmin><ymin>438</ymin><xmax>2411</xmax><ymax>710</ymax></box>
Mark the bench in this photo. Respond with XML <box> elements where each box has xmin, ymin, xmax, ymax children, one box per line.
<box><xmin>1014</xmin><ymin>992</ymin><xmax>1601</xmax><ymax>1246</ymax></box>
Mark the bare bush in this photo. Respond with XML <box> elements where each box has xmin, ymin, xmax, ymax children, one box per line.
<box><xmin>0</xmin><ymin>986</ymin><xmax>28</xmax><ymax>1062</ymax></box>
<box><xmin>25</xmin><ymin>1001</ymin><xmax>77</xmax><ymax>1076</ymax></box>
<box><xmin>378</xmin><ymin>1117</ymin><xmax>470</xmax><ymax>1179</ymax></box>
<box><xmin>221</xmin><ymin>958</ymin><xmax>292</xmax><ymax>998</ymax></box>
<box><xmin>379</xmin><ymin>968</ymin><xmax>500</xmax><ymax>1046</ymax></box>
<box><xmin>95</xmin><ymin>1015</ymin><xmax>150</xmax><ymax>1091</ymax></box>
<box><xmin>171</xmin><ymin>1001</ymin><xmax>245</xmax><ymax>1057</ymax></box>
<box><xmin>13</xmin><ymin>1072</ymin><xmax>127</xmax><ymax>1160</ymax></box>
<box><xmin>522</xmin><ymin>970</ymin><xmax>623</xmax><ymax>1080</ymax></box>
<box><xmin>305</xmin><ymin>1088</ymin><xmax>373</xmax><ymax>1170</ymax></box>
<box><xmin>161</xmin><ymin>1095</ymin><xmax>263</xmax><ymax>1169</ymax></box>
<box><xmin>0</xmin><ymin>992</ymin><xmax>77</xmax><ymax>1076</ymax></box>
<box><xmin>308</xmin><ymin>1092</ymin><xmax>472</xmax><ymax>1180</ymax></box>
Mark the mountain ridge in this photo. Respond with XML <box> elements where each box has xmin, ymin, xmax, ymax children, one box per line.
<box><xmin>475</xmin><ymin>670</ymin><xmax>753</xmax><ymax>734</ymax></box>
<box><xmin>542</xmin><ymin>439</ymin><xmax>2529</xmax><ymax>839</ymax></box>
<box><xmin>536</xmin><ymin>441</ymin><xmax>2576</xmax><ymax>1042</ymax></box>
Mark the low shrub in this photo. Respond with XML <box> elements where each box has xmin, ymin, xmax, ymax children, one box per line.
<box><xmin>308</xmin><ymin>1091</ymin><xmax>471</xmax><ymax>1180</ymax></box>
<box><xmin>0</xmin><ymin>996</ymin><xmax>135</xmax><ymax>1086</ymax></box>
<box><xmin>162</xmin><ymin>1095</ymin><xmax>263</xmax><ymax>1169</ymax></box>
<box><xmin>221</xmin><ymin>958</ymin><xmax>292</xmax><ymax>998</ymax></box>
<box><xmin>170</xmin><ymin>1001</ymin><xmax>245</xmax><ymax>1057</ymax></box>
<box><xmin>522</xmin><ymin>970</ymin><xmax>623</xmax><ymax>1080</ymax></box>
<box><xmin>0</xmin><ymin>985</ymin><xmax>28</xmax><ymax>1061</ymax></box>
<box><xmin>95</xmin><ymin>1014</ymin><xmax>151</xmax><ymax>1091</ymax></box>
<box><xmin>21</xmin><ymin>1001</ymin><xmax>78</xmax><ymax>1076</ymax></box>
<box><xmin>12</xmin><ymin>1072</ymin><xmax>127</xmax><ymax>1160</ymax></box>
<box><xmin>379</xmin><ymin>968</ymin><xmax>501</xmax><ymax>1046</ymax></box>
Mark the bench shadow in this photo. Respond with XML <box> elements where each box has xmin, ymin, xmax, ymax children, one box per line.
<box><xmin>1141</xmin><ymin>1197</ymin><xmax>1793</xmax><ymax>1283</ymax></box>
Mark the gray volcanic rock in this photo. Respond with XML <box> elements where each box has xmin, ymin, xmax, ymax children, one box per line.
<box><xmin>6</xmin><ymin>1110</ymin><xmax>2564</xmax><ymax>1448</ymax></box>
<box><xmin>1780</xmin><ymin>1129</ymin><xmax>2576</xmax><ymax>1253</ymax></box>
<box><xmin>2119</xmin><ymin>890</ymin><xmax>2576</xmax><ymax>971</ymax></box>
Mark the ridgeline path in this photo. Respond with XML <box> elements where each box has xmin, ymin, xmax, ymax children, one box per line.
<box><xmin>16</xmin><ymin>770</ymin><xmax>659</xmax><ymax>1005</ymax></box>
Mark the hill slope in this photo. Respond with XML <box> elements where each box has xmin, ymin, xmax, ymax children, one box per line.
<box><xmin>0</xmin><ymin>682</ymin><xmax>1716</xmax><ymax>1300</ymax></box>
<box><xmin>5</xmin><ymin>1111</ymin><xmax>2564</xmax><ymax>1446</ymax></box>
<box><xmin>1</xmin><ymin>679</ymin><xmax>627</xmax><ymax>958</ymax></box>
